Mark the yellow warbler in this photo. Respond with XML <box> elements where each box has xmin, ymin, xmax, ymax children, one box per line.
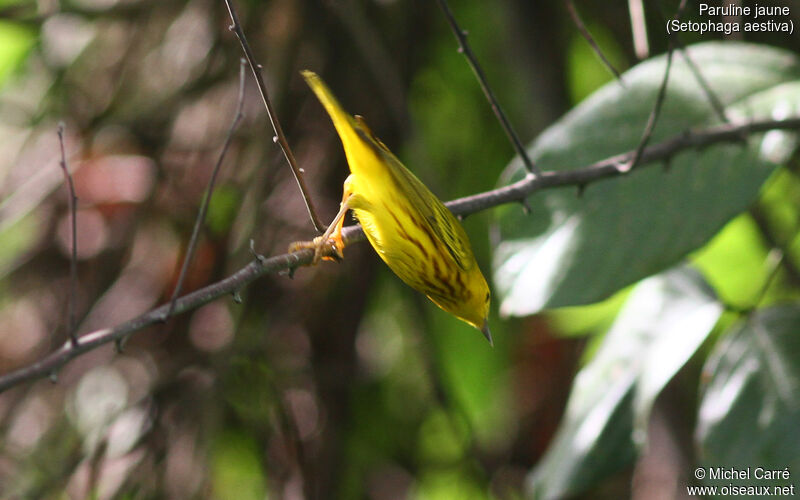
<box><xmin>291</xmin><ymin>71</ymin><xmax>492</xmax><ymax>343</ymax></box>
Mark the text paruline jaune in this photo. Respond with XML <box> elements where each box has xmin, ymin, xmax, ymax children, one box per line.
<box><xmin>699</xmin><ymin>4</ymin><xmax>789</xmax><ymax>18</ymax></box>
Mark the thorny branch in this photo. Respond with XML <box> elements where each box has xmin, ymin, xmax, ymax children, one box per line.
<box><xmin>1</xmin><ymin>116</ymin><xmax>799</xmax><ymax>393</ymax></box>
<box><xmin>222</xmin><ymin>0</ymin><xmax>325</xmax><ymax>232</ymax></box>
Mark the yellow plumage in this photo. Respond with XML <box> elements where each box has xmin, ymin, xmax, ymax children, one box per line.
<box><xmin>291</xmin><ymin>70</ymin><xmax>492</xmax><ymax>343</ymax></box>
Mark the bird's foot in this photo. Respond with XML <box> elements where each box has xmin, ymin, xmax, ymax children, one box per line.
<box><xmin>288</xmin><ymin>233</ymin><xmax>344</xmax><ymax>264</ymax></box>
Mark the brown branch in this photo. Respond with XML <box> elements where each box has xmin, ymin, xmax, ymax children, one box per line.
<box><xmin>435</xmin><ymin>0</ymin><xmax>540</xmax><ymax>176</ymax></box>
<box><xmin>1</xmin><ymin>116</ymin><xmax>799</xmax><ymax>393</ymax></box>
<box><xmin>165</xmin><ymin>59</ymin><xmax>247</xmax><ymax>321</ymax></box>
<box><xmin>565</xmin><ymin>0</ymin><xmax>624</xmax><ymax>83</ymax></box>
<box><xmin>222</xmin><ymin>0</ymin><xmax>325</xmax><ymax>233</ymax></box>
<box><xmin>56</xmin><ymin>124</ymin><xmax>79</xmax><ymax>347</ymax></box>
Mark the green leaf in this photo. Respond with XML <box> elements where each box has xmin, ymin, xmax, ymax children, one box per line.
<box><xmin>691</xmin><ymin>214</ymin><xmax>770</xmax><ymax>310</ymax></box>
<box><xmin>0</xmin><ymin>20</ymin><xmax>35</xmax><ymax>88</ymax></box>
<box><xmin>527</xmin><ymin>267</ymin><xmax>722</xmax><ymax>499</ymax></box>
<box><xmin>429</xmin><ymin>304</ymin><xmax>513</xmax><ymax>449</ymax></box>
<box><xmin>207</xmin><ymin>185</ymin><xmax>241</xmax><ymax>236</ymax></box>
<box><xmin>493</xmin><ymin>42</ymin><xmax>800</xmax><ymax>316</ymax></box>
<box><xmin>211</xmin><ymin>430</ymin><xmax>267</xmax><ymax>500</ymax></box>
<box><xmin>696</xmin><ymin>305</ymin><xmax>800</xmax><ymax>486</ymax></box>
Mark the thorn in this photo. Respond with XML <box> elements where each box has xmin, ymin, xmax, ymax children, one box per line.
<box><xmin>520</xmin><ymin>198</ymin><xmax>531</xmax><ymax>215</ymax></box>
<box><xmin>734</xmin><ymin>129</ymin><xmax>749</xmax><ymax>145</ymax></box>
<box><xmin>461</xmin><ymin>29</ymin><xmax>469</xmax><ymax>37</ymax></box>
<box><xmin>288</xmin><ymin>266</ymin><xmax>297</xmax><ymax>279</ymax></box>
<box><xmin>117</xmin><ymin>334</ymin><xmax>131</xmax><ymax>352</ymax></box>
<box><xmin>232</xmin><ymin>290</ymin><xmax>242</xmax><ymax>304</ymax></box>
<box><xmin>228</xmin><ymin>23</ymin><xmax>235</xmax><ymax>31</ymax></box>
<box><xmin>272</xmin><ymin>135</ymin><xmax>279</xmax><ymax>143</ymax></box>
<box><xmin>250</xmin><ymin>240</ymin><xmax>266</xmax><ymax>265</ymax></box>
<box><xmin>49</xmin><ymin>370</ymin><xmax>58</xmax><ymax>383</ymax></box>
<box><xmin>576</xmin><ymin>183</ymin><xmax>587</xmax><ymax>197</ymax></box>
<box><xmin>257</xmin><ymin>64</ymin><xmax>263</xmax><ymax>70</ymax></box>
<box><xmin>616</xmin><ymin>160</ymin><xmax>633</xmax><ymax>174</ymax></box>
<box><xmin>457</xmin><ymin>47</ymin><xmax>464</xmax><ymax>54</ymax></box>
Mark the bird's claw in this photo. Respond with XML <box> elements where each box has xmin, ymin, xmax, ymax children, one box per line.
<box><xmin>288</xmin><ymin>235</ymin><xmax>344</xmax><ymax>265</ymax></box>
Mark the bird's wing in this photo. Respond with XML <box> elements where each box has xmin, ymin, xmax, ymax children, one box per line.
<box><xmin>356</xmin><ymin>123</ymin><xmax>474</xmax><ymax>272</ymax></box>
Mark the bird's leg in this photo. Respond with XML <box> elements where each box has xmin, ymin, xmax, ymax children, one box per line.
<box><xmin>289</xmin><ymin>175</ymin><xmax>354</xmax><ymax>264</ymax></box>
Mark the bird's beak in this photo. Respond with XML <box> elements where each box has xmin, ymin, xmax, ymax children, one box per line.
<box><xmin>481</xmin><ymin>319</ymin><xmax>493</xmax><ymax>347</ymax></box>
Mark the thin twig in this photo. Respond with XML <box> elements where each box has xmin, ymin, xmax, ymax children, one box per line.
<box><xmin>57</xmin><ymin>124</ymin><xmax>79</xmax><ymax>348</ymax></box>
<box><xmin>652</xmin><ymin>1</ymin><xmax>730</xmax><ymax>124</ymax></box>
<box><xmin>565</xmin><ymin>0</ymin><xmax>624</xmax><ymax>83</ymax></box>
<box><xmin>2</xmin><ymin>116</ymin><xmax>798</xmax><ymax>392</ymax></box>
<box><xmin>750</xmin><ymin>249</ymin><xmax>785</xmax><ymax>311</ymax></box>
<box><xmin>435</xmin><ymin>0</ymin><xmax>540</xmax><ymax>176</ymax></box>
<box><xmin>166</xmin><ymin>59</ymin><xmax>248</xmax><ymax>321</ymax></box>
<box><xmin>623</xmin><ymin>0</ymin><xmax>688</xmax><ymax>172</ymax></box>
<box><xmin>675</xmin><ymin>44</ymin><xmax>730</xmax><ymax>124</ymax></box>
<box><xmin>222</xmin><ymin>0</ymin><xmax>325</xmax><ymax>233</ymax></box>
<box><xmin>623</xmin><ymin>40</ymin><xmax>674</xmax><ymax>172</ymax></box>
<box><xmin>750</xmin><ymin>205</ymin><xmax>800</xmax><ymax>287</ymax></box>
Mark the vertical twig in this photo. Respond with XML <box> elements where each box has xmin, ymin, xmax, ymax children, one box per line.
<box><xmin>675</xmin><ymin>44</ymin><xmax>731</xmax><ymax>124</ymax></box>
<box><xmin>622</xmin><ymin>41</ymin><xmax>674</xmax><ymax>172</ymax></box>
<box><xmin>57</xmin><ymin>124</ymin><xmax>79</xmax><ymax>348</ymax></box>
<box><xmin>750</xmin><ymin>205</ymin><xmax>800</xmax><ymax>287</ymax></box>
<box><xmin>565</xmin><ymin>0</ymin><xmax>624</xmax><ymax>83</ymax></box>
<box><xmin>222</xmin><ymin>0</ymin><xmax>325</xmax><ymax>233</ymax></box>
<box><xmin>165</xmin><ymin>59</ymin><xmax>248</xmax><ymax>321</ymax></box>
<box><xmin>435</xmin><ymin>0</ymin><xmax>540</xmax><ymax>177</ymax></box>
<box><xmin>628</xmin><ymin>0</ymin><xmax>649</xmax><ymax>59</ymax></box>
<box><xmin>622</xmin><ymin>0</ymin><xmax>688</xmax><ymax>172</ymax></box>
<box><xmin>651</xmin><ymin>1</ymin><xmax>731</xmax><ymax>125</ymax></box>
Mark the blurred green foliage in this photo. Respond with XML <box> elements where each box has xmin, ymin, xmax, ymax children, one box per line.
<box><xmin>0</xmin><ymin>20</ymin><xmax>34</xmax><ymax>87</ymax></box>
<box><xmin>212</xmin><ymin>430</ymin><xmax>268</xmax><ymax>500</ymax></box>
